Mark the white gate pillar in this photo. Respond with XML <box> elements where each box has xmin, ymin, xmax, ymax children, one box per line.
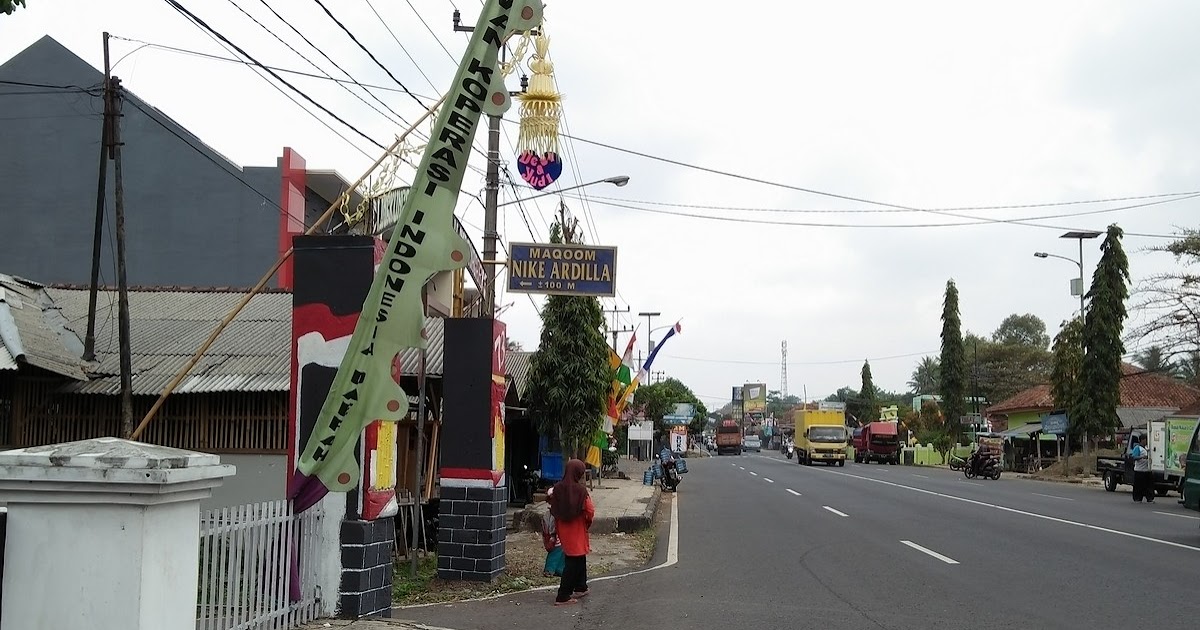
<box><xmin>0</xmin><ymin>437</ymin><xmax>234</xmax><ymax>630</ymax></box>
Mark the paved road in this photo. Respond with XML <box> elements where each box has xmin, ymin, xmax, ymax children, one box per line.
<box><xmin>393</xmin><ymin>454</ymin><xmax>1200</xmax><ymax>629</ymax></box>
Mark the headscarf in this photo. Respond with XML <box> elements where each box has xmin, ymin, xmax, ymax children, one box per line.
<box><xmin>549</xmin><ymin>458</ymin><xmax>588</xmax><ymax>522</ymax></box>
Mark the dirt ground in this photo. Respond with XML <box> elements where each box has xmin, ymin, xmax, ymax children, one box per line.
<box><xmin>393</xmin><ymin>529</ymin><xmax>655</xmax><ymax>606</ymax></box>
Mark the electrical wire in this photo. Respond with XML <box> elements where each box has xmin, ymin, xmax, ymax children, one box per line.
<box><xmin>364</xmin><ymin>0</ymin><xmax>439</xmax><ymax>90</ymax></box>
<box><xmin>163</xmin><ymin>0</ymin><xmax>386</xmax><ymax>153</ymax></box>
<box><xmin>123</xmin><ymin>97</ymin><xmax>308</xmax><ymax>231</ymax></box>
<box><xmin>223</xmin><ymin>0</ymin><xmax>404</xmax><ymax>128</ymax></box>
<box><xmin>309</xmin><ymin>0</ymin><xmax>428</xmax><ymax>110</ymax></box>
<box><xmin>664</xmin><ymin>350</ymin><xmax>940</xmax><ymax>367</ymax></box>
<box><xmin>0</xmin><ymin>79</ymin><xmax>104</xmax><ymax>94</ymax></box>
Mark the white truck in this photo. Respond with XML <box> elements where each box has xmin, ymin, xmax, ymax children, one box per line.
<box><xmin>1096</xmin><ymin>416</ymin><xmax>1199</xmax><ymax>496</ymax></box>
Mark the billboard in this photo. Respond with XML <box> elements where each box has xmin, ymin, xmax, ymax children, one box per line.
<box><xmin>743</xmin><ymin>383</ymin><xmax>767</xmax><ymax>413</ymax></box>
<box><xmin>507</xmin><ymin>242</ymin><xmax>617</xmax><ymax>297</ymax></box>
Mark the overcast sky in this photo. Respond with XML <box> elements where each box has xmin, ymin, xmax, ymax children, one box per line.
<box><xmin>4</xmin><ymin>0</ymin><xmax>1197</xmax><ymax>410</ymax></box>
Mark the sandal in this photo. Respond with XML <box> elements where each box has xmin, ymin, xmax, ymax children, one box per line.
<box><xmin>572</xmin><ymin>589</ymin><xmax>590</xmax><ymax>598</ymax></box>
<box><xmin>554</xmin><ymin>599</ymin><xmax>579</xmax><ymax>607</ymax></box>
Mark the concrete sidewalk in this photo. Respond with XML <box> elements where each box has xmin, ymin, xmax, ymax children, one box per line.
<box><xmin>512</xmin><ymin>466</ymin><xmax>660</xmax><ymax>534</ymax></box>
<box><xmin>300</xmin><ymin>620</ymin><xmax>450</xmax><ymax>630</ymax></box>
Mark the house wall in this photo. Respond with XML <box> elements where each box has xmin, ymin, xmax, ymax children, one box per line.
<box><xmin>0</xmin><ymin>37</ymin><xmax>282</xmax><ymax>288</ymax></box>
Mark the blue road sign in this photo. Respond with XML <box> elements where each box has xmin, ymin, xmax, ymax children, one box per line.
<box><xmin>507</xmin><ymin>242</ymin><xmax>618</xmax><ymax>297</ymax></box>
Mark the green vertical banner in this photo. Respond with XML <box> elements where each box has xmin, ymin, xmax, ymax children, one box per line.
<box><xmin>291</xmin><ymin>0</ymin><xmax>544</xmax><ymax>500</ymax></box>
<box><xmin>1166</xmin><ymin>418</ymin><xmax>1198</xmax><ymax>475</ymax></box>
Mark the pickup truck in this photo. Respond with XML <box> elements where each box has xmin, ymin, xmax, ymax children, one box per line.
<box><xmin>1096</xmin><ymin>418</ymin><xmax>1199</xmax><ymax>496</ymax></box>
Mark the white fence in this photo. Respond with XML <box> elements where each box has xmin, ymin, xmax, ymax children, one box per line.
<box><xmin>197</xmin><ymin>500</ymin><xmax>324</xmax><ymax>630</ymax></box>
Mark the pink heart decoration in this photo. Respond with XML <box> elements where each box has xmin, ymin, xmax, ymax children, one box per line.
<box><xmin>517</xmin><ymin>151</ymin><xmax>563</xmax><ymax>190</ymax></box>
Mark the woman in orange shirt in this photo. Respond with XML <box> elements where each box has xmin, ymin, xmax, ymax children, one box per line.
<box><xmin>549</xmin><ymin>458</ymin><xmax>595</xmax><ymax>605</ymax></box>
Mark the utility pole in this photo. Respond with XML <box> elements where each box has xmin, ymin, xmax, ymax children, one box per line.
<box><xmin>638</xmin><ymin>311</ymin><xmax>660</xmax><ymax>358</ymax></box>
<box><xmin>453</xmin><ymin>11</ymin><xmax>526</xmax><ymax>317</ymax></box>
<box><xmin>84</xmin><ymin>32</ymin><xmax>113</xmax><ymax>361</ymax></box>
<box><xmin>602</xmin><ymin>305</ymin><xmax>632</xmax><ymax>351</ymax></box>
<box><xmin>111</xmin><ymin>76</ymin><xmax>134</xmax><ymax>437</ymax></box>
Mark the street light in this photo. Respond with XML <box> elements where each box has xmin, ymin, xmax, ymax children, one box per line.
<box><xmin>496</xmin><ymin>176</ymin><xmax>630</xmax><ymax>208</ymax></box>
<box><xmin>1033</xmin><ymin>230</ymin><xmax>1101</xmax><ymax>318</ymax></box>
<box><xmin>638</xmin><ymin>311</ymin><xmax>661</xmax><ymax>358</ymax></box>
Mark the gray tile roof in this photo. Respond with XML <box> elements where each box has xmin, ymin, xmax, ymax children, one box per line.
<box><xmin>47</xmin><ymin>287</ymin><xmax>291</xmax><ymax>395</ymax></box>
<box><xmin>506</xmin><ymin>351</ymin><xmax>533</xmax><ymax>400</ymax></box>
<box><xmin>0</xmin><ymin>275</ymin><xmax>87</xmax><ymax>379</ymax></box>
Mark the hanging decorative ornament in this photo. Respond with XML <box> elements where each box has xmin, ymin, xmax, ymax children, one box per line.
<box><xmin>516</xmin><ymin>31</ymin><xmax>563</xmax><ymax>190</ymax></box>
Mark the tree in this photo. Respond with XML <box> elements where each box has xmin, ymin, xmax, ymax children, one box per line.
<box><xmin>1129</xmin><ymin>228</ymin><xmax>1200</xmax><ymax>366</ymax></box>
<box><xmin>939</xmin><ymin>280</ymin><xmax>968</xmax><ymax>439</ymax></box>
<box><xmin>1072</xmin><ymin>224</ymin><xmax>1131</xmax><ymax>458</ymax></box>
<box><xmin>766</xmin><ymin>389</ymin><xmax>801</xmax><ymax>420</ymax></box>
<box><xmin>1</xmin><ymin>1</ymin><xmax>27</xmax><ymax>16</ymax></box>
<box><xmin>526</xmin><ymin>223</ymin><xmax>611</xmax><ymax>458</ymax></box>
<box><xmin>908</xmin><ymin>356</ymin><xmax>940</xmax><ymax>395</ymax></box>
<box><xmin>631</xmin><ymin>377</ymin><xmax>708</xmax><ymax>440</ymax></box>
<box><xmin>1134</xmin><ymin>345</ymin><xmax>1176</xmax><ymax>376</ymax></box>
<box><xmin>1177</xmin><ymin>351</ymin><xmax>1200</xmax><ymax>387</ymax></box>
<box><xmin>992</xmin><ymin>313</ymin><xmax>1052</xmax><ymax>348</ymax></box>
<box><xmin>859</xmin><ymin>360</ymin><xmax>879</xmax><ymax>424</ymax></box>
<box><xmin>1050</xmin><ymin>317</ymin><xmax>1084</xmax><ymax>416</ymax></box>
<box><xmin>966</xmin><ymin>330</ymin><xmax>1052</xmax><ymax>407</ymax></box>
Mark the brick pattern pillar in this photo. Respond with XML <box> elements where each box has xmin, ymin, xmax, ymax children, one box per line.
<box><xmin>436</xmin><ymin>485</ymin><xmax>507</xmax><ymax>580</ymax></box>
<box><xmin>439</xmin><ymin>317</ymin><xmax>508</xmax><ymax>582</ymax></box>
<box><xmin>339</xmin><ymin>519</ymin><xmax>395</xmax><ymax>618</ymax></box>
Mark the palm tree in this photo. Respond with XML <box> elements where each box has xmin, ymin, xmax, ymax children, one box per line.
<box><xmin>908</xmin><ymin>356</ymin><xmax>940</xmax><ymax>395</ymax></box>
<box><xmin>1177</xmin><ymin>351</ymin><xmax>1200</xmax><ymax>386</ymax></box>
<box><xmin>1134</xmin><ymin>345</ymin><xmax>1176</xmax><ymax>376</ymax></box>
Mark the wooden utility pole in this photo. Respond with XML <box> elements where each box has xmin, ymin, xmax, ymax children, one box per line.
<box><xmin>110</xmin><ymin>76</ymin><xmax>134</xmax><ymax>437</ymax></box>
<box><xmin>83</xmin><ymin>32</ymin><xmax>113</xmax><ymax>361</ymax></box>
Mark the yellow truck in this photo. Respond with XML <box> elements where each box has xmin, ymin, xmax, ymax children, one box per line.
<box><xmin>794</xmin><ymin>409</ymin><xmax>848</xmax><ymax>466</ymax></box>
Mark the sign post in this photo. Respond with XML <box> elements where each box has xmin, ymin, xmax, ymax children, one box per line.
<box><xmin>507</xmin><ymin>242</ymin><xmax>617</xmax><ymax>296</ymax></box>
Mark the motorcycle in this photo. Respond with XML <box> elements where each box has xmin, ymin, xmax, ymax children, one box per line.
<box><xmin>657</xmin><ymin>454</ymin><xmax>682</xmax><ymax>492</ymax></box>
<box><xmin>784</xmin><ymin>443</ymin><xmax>795</xmax><ymax>459</ymax></box>
<box><xmin>964</xmin><ymin>456</ymin><xmax>1002</xmax><ymax>480</ymax></box>
<box><xmin>949</xmin><ymin>456</ymin><xmax>967</xmax><ymax>471</ymax></box>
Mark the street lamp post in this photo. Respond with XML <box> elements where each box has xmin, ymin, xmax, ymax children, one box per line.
<box><xmin>1034</xmin><ymin>230</ymin><xmax>1100</xmax><ymax>319</ymax></box>
<box><xmin>638</xmin><ymin>311</ymin><xmax>661</xmax><ymax>359</ymax></box>
<box><xmin>495</xmin><ymin>176</ymin><xmax>630</xmax><ymax>209</ymax></box>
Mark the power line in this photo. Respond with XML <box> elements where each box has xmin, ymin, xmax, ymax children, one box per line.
<box><xmin>0</xmin><ymin>79</ymin><xmax>104</xmax><ymax>94</ymax></box>
<box><xmin>122</xmin><ymin>98</ymin><xmax>308</xmax><ymax>231</ymax></box>
<box><xmin>664</xmin><ymin>350</ymin><xmax>939</xmax><ymax>366</ymax></box>
<box><xmin>163</xmin><ymin>0</ymin><xmax>386</xmax><ymax>153</ymax></box>
<box><xmin>569</xmin><ymin>192</ymin><xmax>1200</xmax><ymax>231</ymax></box>
<box><xmin>364</xmin><ymin>0</ymin><xmax>438</xmax><ymax>90</ymax></box>
<box><xmin>406</xmin><ymin>0</ymin><xmax>457</xmax><ymax>59</ymax></box>
<box><xmin>223</xmin><ymin>0</ymin><xmax>404</xmax><ymax>128</ymax></box>
<box><xmin>309</xmin><ymin>0</ymin><xmax>428</xmax><ymax>109</ymax></box>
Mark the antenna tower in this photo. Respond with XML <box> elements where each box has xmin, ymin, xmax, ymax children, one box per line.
<box><xmin>780</xmin><ymin>340</ymin><xmax>789</xmax><ymax>397</ymax></box>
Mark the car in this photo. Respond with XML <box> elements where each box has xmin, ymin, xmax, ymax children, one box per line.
<box><xmin>742</xmin><ymin>436</ymin><xmax>762</xmax><ymax>452</ymax></box>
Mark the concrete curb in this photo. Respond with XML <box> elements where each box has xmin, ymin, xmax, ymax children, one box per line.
<box><xmin>511</xmin><ymin>484</ymin><xmax>661</xmax><ymax>534</ymax></box>
<box><xmin>1013</xmin><ymin>473</ymin><xmax>1104</xmax><ymax>486</ymax></box>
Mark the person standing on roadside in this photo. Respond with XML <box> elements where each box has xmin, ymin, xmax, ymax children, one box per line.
<box><xmin>1130</xmin><ymin>435</ymin><xmax>1153</xmax><ymax>503</ymax></box>
<box><xmin>549</xmin><ymin>458</ymin><xmax>594</xmax><ymax>606</ymax></box>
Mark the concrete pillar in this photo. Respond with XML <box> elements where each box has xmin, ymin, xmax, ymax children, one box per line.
<box><xmin>0</xmin><ymin>437</ymin><xmax>234</xmax><ymax>630</ymax></box>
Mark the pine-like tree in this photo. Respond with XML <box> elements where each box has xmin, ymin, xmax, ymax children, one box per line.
<box><xmin>939</xmin><ymin>280</ymin><xmax>967</xmax><ymax>440</ymax></box>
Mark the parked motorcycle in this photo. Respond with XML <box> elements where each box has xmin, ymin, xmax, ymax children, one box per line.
<box><xmin>656</xmin><ymin>454</ymin><xmax>682</xmax><ymax>492</ymax></box>
<box><xmin>964</xmin><ymin>456</ymin><xmax>1001</xmax><ymax>480</ymax></box>
<box><xmin>949</xmin><ymin>456</ymin><xmax>967</xmax><ymax>471</ymax></box>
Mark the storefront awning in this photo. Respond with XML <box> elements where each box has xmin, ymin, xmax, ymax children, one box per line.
<box><xmin>999</xmin><ymin>423</ymin><xmax>1042</xmax><ymax>439</ymax></box>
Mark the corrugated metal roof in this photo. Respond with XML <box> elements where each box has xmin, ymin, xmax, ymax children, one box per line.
<box><xmin>0</xmin><ymin>342</ymin><xmax>15</xmax><ymax>371</ymax></box>
<box><xmin>0</xmin><ymin>275</ymin><xmax>87</xmax><ymax>379</ymax></box>
<box><xmin>46</xmin><ymin>287</ymin><xmax>451</xmax><ymax>394</ymax></box>
<box><xmin>48</xmin><ymin>287</ymin><xmax>291</xmax><ymax>395</ymax></box>
<box><xmin>505</xmin><ymin>351</ymin><xmax>533</xmax><ymax>399</ymax></box>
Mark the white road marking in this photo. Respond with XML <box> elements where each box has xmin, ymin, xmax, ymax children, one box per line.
<box><xmin>960</xmin><ymin>480</ymin><xmax>985</xmax><ymax>486</ymax></box>
<box><xmin>1154</xmin><ymin>510</ymin><xmax>1200</xmax><ymax>521</ymax></box>
<box><xmin>819</xmin><ymin>468</ymin><xmax>1200</xmax><ymax>553</ymax></box>
<box><xmin>900</xmin><ymin>540</ymin><xmax>959</xmax><ymax>564</ymax></box>
<box><xmin>764</xmin><ymin>478</ymin><xmax>775</xmax><ymax>483</ymax></box>
<box><xmin>912</xmin><ymin>474</ymin><xmax>930</xmax><ymax>479</ymax></box>
<box><xmin>749</xmin><ymin>471</ymin><xmax>759</xmax><ymax>476</ymax></box>
<box><xmin>738</xmin><ymin>466</ymin><xmax>745</xmax><ymax>470</ymax></box>
<box><xmin>787</xmin><ymin>489</ymin><xmax>802</xmax><ymax>496</ymax></box>
<box><xmin>822</xmin><ymin>506</ymin><xmax>849</xmax><ymax>517</ymax></box>
<box><xmin>1032</xmin><ymin>492</ymin><xmax>1075</xmax><ymax>501</ymax></box>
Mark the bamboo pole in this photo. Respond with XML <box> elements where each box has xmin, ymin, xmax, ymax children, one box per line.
<box><xmin>130</xmin><ymin>95</ymin><xmax>448</xmax><ymax>441</ymax></box>
<box><xmin>424</xmin><ymin>421</ymin><xmax>440</xmax><ymax>500</ymax></box>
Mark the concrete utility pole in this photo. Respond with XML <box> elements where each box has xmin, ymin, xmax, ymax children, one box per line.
<box><xmin>453</xmin><ymin>11</ymin><xmax>526</xmax><ymax>317</ymax></box>
<box><xmin>602</xmin><ymin>305</ymin><xmax>632</xmax><ymax>351</ymax></box>
<box><xmin>110</xmin><ymin>76</ymin><xmax>134</xmax><ymax>437</ymax></box>
<box><xmin>84</xmin><ymin>32</ymin><xmax>113</xmax><ymax>361</ymax></box>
